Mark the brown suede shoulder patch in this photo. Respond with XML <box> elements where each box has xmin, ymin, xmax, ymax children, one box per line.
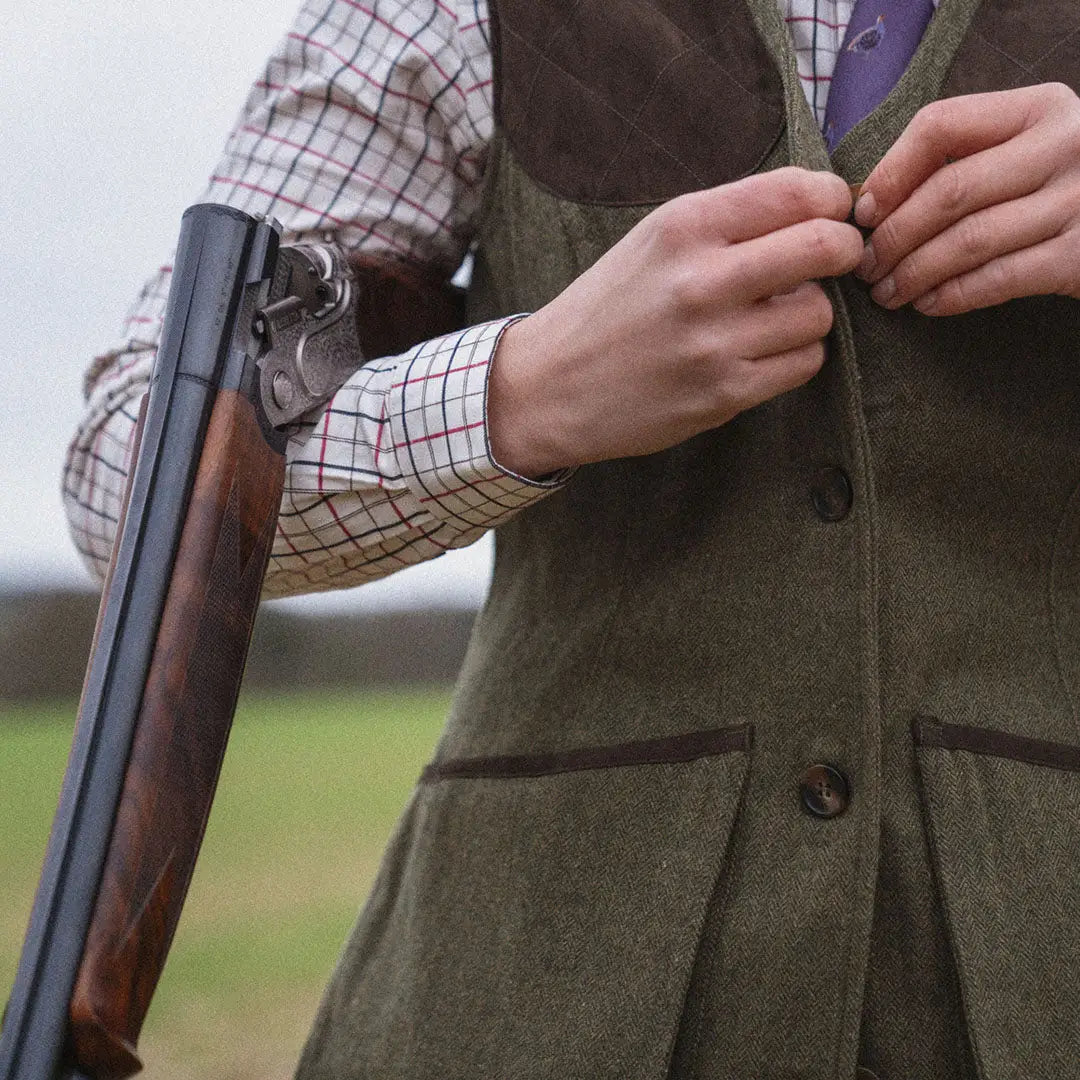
<box><xmin>490</xmin><ymin>0</ymin><xmax>786</xmax><ymax>206</ymax></box>
<box><xmin>942</xmin><ymin>0</ymin><xmax>1080</xmax><ymax>98</ymax></box>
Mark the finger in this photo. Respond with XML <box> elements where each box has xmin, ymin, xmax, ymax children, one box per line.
<box><xmin>909</xmin><ymin>235</ymin><xmax>1076</xmax><ymax>317</ymax></box>
<box><xmin>869</xmin><ymin>190</ymin><xmax>1069</xmax><ymax>309</ymax></box>
<box><xmin>858</xmin><ymin>128</ymin><xmax>1054</xmax><ymax>284</ymax></box>
<box><xmin>732</xmin><ymin>341</ymin><xmax>826</xmax><ymax>412</ymax></box>
<box><xmin>688</xmin><ymin>167</ymin><xmax>854</xmax><ymax>244</ymax></box>
<box><xmin>855</xmin><ymin>89</ymin><xmax>1042</xmax><ymax>228</ymax></box>
<box><xmin>734</xmin><ymin>283</ymin><xmax>835</xmax><ymax>360</ymax></box>
<box><xmin>722</xmin><ymin>218</ymin><xmax>863</xmax><ymax>302</ymax></box>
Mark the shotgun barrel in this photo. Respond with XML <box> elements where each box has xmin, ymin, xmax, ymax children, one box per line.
<box><xmin>1</xmin><ymin>197</ymin><xmax>466</xmax><ymax>1079</ymax></box>
<box><xmin>0</xmin><ymin>204</ymin><xmax>290</xmax><ymax>1080</ymax></box>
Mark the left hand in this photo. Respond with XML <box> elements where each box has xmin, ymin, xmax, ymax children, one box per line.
<box><xmin>853</xmin><ymin>83</ymin><xmax>1080</xmax><ymax>315</ymax></box>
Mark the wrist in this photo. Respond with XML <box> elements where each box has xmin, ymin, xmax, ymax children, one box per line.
<box><xmin>487</xmin><ymin>315</ymin><xmax>575</xmax><ymax>479</ymax></box>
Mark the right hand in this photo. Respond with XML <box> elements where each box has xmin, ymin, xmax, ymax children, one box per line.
<box><xmin>487</xmin><ymin>167</ymin><xmax>864</xmax><ymax>477</ymax></box>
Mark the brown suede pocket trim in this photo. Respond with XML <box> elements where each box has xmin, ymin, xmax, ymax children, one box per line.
<box><xmin>421</xmin><ymin>724</ymin><xmax>752</xmax><ymax>783</ymax></box>
<box><xmin>913</xmin><ymin>717</ymin><xmax>1080</xmax><ymax>773</ymax></box>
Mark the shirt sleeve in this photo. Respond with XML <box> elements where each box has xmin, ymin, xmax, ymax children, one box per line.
<box><xmin>62</xmin><ymin>0</ymin><xmax>569</xmax><ymax>600</ymax></box>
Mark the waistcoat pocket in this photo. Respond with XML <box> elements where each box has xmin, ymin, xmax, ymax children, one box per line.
<box><xmin>912</xmin><ymin>717</ymin><xmax>1080</xmax><ymax>1077</ymax></box>
<box><xmin>296</xmin><ymin>725</ymin><xmax>752</xmax><ymax>1079</ymax></box>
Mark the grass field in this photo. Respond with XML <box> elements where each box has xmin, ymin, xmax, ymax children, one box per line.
<box><xmin>0</xmin><ymin>688</ymin><xmax>451</xmax><ymax>1078</ymax></box>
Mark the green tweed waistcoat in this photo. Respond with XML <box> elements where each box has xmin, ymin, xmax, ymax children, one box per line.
<box><xmin>296</xmin><ymin>2</ymin><xmax>1080</xmax><ymax>1078</ymax></box>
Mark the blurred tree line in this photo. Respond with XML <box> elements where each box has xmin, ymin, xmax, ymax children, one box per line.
<box><xmin>0</xmin><ymin>589</ymin><xmax>476</xmax><ymax>702</ymax></box>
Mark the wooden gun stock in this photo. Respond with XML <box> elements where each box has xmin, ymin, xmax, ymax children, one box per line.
<box><xmin>69</xmin><ymin>390</ymin><xmax>284</xmax><ymax>1077</ymax></box>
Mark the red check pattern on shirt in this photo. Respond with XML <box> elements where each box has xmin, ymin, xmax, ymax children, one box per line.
<box><xmin>63</xmin><ymin>0</ymin><xmax>855</xmax><ymax>600</ymax></box>
<box><xmin>785</xmin><ymin>1</ymin><xmax>856</xmax><ymax>126</ymax></box>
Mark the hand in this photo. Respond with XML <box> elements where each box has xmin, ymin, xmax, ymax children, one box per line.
<box><xmin>488</xmin><ymin>167</ymin><xmax>863</xmax><ymax>477</ymax></box>
<box><xmin>853</xmin><ymin>83</ymin><xmax>1080</xmax><ymax>315</ymax></box>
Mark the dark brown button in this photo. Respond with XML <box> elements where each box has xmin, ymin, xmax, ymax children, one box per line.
<box><xmin>801</xmin><ymin>763</ymin><xmax>851</xmax><ymax>818</ymax></box>
<box><xmin>855</xmin><ymin>1070</ymin><xmax>881</xmax><ymax>1080</ymax></box>
<box><xmin>811</xmin><ymin>466</ymin><xmax>853</xmax><ymax>522</ymax></box>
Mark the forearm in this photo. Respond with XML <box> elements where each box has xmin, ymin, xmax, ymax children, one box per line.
<box><xmin>265</xmin><ymin>316</ymin><xmax>567</xmax><ymax>599</ymax></box>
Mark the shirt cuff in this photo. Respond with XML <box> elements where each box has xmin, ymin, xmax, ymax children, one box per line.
<box><xmin>386</xmin><ymin>317</ymin><xmax>573</xmax><ymax>529</ymax></box>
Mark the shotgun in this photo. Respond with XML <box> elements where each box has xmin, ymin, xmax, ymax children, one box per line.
<box><xmin>0</xmin><ymin>202</ymin><xmax>464</xmax><ymax>1079</ymax></box>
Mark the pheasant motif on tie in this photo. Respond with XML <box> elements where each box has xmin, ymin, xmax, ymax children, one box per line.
<box><xmin>823</xmin><ymin>0</ymin><xmax>937</xmax><ymax>151</ymax></box>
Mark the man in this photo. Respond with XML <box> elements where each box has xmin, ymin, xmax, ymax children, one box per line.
<box><xmin>65</xmin><ymin>1</ymin><xmax>1080</xmax><ymax>1077</ymax></box>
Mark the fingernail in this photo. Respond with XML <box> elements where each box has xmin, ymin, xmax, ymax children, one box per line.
<box><xmin>856</xmin><ymin>241</ymin><xmax>877</xmax><ymax>280</ymax></box>
<box><xmin>872</xmin><ymin>276</ymin><xmax>896</xmax><ymax>306</ymax></box>
<box><xmin>913</xmin><ymin>290</ymin><xmax>937</xmax><ymax>314</ymax></box>
<box><xmin>854</xmin><ymin>191</ymin><xmax>877</xmax><ymax>227</ymax></box>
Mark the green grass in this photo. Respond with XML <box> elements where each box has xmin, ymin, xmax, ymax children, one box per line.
<box><xmin>0</xmin><ymin>688</ymin><xmax>450</xmax><ymax>1078</ymax></box>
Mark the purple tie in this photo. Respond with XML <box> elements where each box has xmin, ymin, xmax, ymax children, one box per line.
<box><xmin>823</xmin><ymin>0</ymin><xmax>937</xmax><ymax>151</ymax></box>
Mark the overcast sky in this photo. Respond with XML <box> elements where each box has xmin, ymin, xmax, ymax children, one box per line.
<box><xmin>0</xmin><ymin>0</ymin><xmax>492</xmax><ymax>610</ymax></box>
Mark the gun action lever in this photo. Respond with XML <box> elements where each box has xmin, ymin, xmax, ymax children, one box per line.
<box><xmin>254</xmin><ymin>242</ymin><xmax>363</xmax><ymax>429</ymax></box>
